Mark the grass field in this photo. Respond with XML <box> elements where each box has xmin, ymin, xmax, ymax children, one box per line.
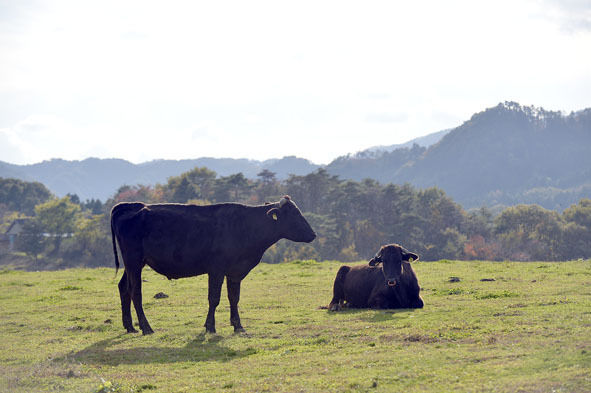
<box><xmin>1</xmin><ymin>259</ymin><xmax>590</xmax><ymax>392</ymax></box>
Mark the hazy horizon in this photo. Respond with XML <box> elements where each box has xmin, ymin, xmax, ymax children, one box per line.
<box><xmin>1</xmin><ymin>0</ymin><xmax>590</xmax><ymax>165</ymax></box>
<box><xmin>0</xmin><ymin>125</ymin><xmax>450</xmax><ymax>166</ymax></box>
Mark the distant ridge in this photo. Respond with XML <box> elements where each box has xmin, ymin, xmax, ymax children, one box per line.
<box><xmin>327</xmin><ymin>102</ymin><xmax>591</xmax><ymax>210</ymax></box>
<box><xmin>1</xmin><ymin>102</ymin><xmax>589</xmax><ymax>210</ymax></box>
<box><xmin>362</xmin><ymin>128</ymin><xmax>451</xmax><ymax>154</ymax></box>
<box><xmin>0</xmin><ymin>156</ymin><xmax>320</xmax><ymax>202</ymax></box>
<box><xmin>403</xmin><ymin>102</ymin><xmax>591</xmax><ymax>208</ymax></box>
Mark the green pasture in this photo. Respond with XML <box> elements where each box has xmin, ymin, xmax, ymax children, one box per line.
<box><xmin>0</xmin><ymin>259</ymin><xmax>590</xmax><ymax>392</ymax></box>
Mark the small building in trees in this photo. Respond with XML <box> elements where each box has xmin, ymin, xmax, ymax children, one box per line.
<box><xmin>4</xmin><ymin>218</ymin><xmax>31</xmax><ymax>251</ymax></box>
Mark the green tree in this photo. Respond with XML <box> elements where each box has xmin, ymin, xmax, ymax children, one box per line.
<box><xmin>375</xmin><ymin>183</ymin><xmax>420</xmax><ymax>249</ymax></box>
<box><xmin>256</xmin><ymin>169</ymin><xmax>278</xmax><ymax>202</ymax></box>
<box><xmin>213</xmin><ymin>173</ymin><xmax>251</xmax><ymax>202</ymax></box>
<box><xmin>561</xmin><ymin>199</ymin><xmax>591</xmax><ymax>259</ymax></box>
<box><xmin>16</xmin><ymin>219</ymin><xmax>46</xmax><ymax>263</ymax></box>
<box><xmin>284</xmin><ymin>169</ymin><xmax>339</xmax><ymax>213</ymax></box>
<box><xmin>494</xmin><ymin>204</ymin><xmax>563</xmax><ymax>260</ymax></box>
<box><xmin>82</xmin><ymin>198</ymin><xmax>104</xmax><ymax>215</ymax></box>
<box><xmin>66</xmin><ymin>193</ymin><xmax>81</xmax><ymax>205</ymax></box>
<box><xmin>107</xmin><ymin>185</ymin><xmax>160</xmax><ymax>208</ymax></box>
<box><xmin>226</xmin><ymin>173</ymin><xmax>251</xmax><ymax>201</ymax></box>
<box><xmin>465</xmin><ymin>207</ymin><xmax>494</xmax><ymax>238</ymax></box>
<box><xmin>300</xmin><ymin>213</ymin><xmax>340</xmax><ymax>261</ymax></box>
<box><xmin>0</xmin><ymin>178</ymin><xmax>53</xmax><ymax>215</ymax></box>
<box><xmin>64</xmin><ymin>214</ymin><xmax>112</xmax><ymax>267</ymax></box>
<box><xmin>171</xmin><ymin>177</ymin><xmax>197</xmax><ymax>203</ymax></box>
<box><xmin>34</xmin><ymin>196</ymin><xmax>81</xmax><ymax>254</ymax></box>
<box><xmin>563</xmin><ymin>199</ymin><xmax>591</xmax><ymax>228</ymax></box>
<box><xmin>184</xmin><ymin>166</ymin><xmax>217</xmax><ymax>198</ymax></box>
<box><xmin>165</xmin><ymin>167</ymin><xmax>217</xmax><ymax>203</ymax></box>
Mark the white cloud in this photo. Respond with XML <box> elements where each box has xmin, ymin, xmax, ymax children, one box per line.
<box><xmin>0</xmin><ymin>114</ymin><xmax>88</xmax><ymax>163</ymax></box>
<box><xmin>0</xmin><ymin>0</ymin><xmax>590</xmax><ymax>165</ymax></box>
<box><xmin>535</xmin><ymin>0</ymin><xmax>591</xmax><ymax>32</ymax></box>
<box><xmin>365</xmin><ymin>112</ymin><xmax>409</xmax><ymax>124</ymax></box>
<box><xmin>0</xmin><ymin>127</ymin><xmax>27</xmax><ymax>164</ymax></box>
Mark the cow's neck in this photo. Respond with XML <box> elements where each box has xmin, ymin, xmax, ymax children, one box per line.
<box><xmin>244</xmin><ymin>204</ymin><xmax>283</xmax><ymax>251</ymax></box>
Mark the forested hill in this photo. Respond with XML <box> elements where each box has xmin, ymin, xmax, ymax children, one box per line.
<box><xmin>327</xmin><ymin>102</ymin><xmax>591</xmax><ymax>210</ymax></box>
<box><xmin>0</xmin><ymin>156</ymin><xmax>319</xmax><ymax>202</ymax></box>
<box><xmin>1</xmin><ymin>102</ymin><xmax>589</xmax><ymax>209</ymax></box>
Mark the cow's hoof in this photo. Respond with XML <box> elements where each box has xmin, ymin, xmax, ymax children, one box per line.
<box><xmin>205</xmin><ymin>327</ymin><xmax>216</xmax><ymax>334</ymax></box>
<box><xmin>126</xmin><ymin>327</ymin><xmax>139</xmax><ymax>333</ymax></box>
<box><xmin>328</xmin><ymin>303</ymin><xmax>340</xmax><ymax>312</ymax></box>
<box><xmin>234</xmin><ymin>327</ymin><xmax>246</xmax><ymax>334</ymax></box>
<box><xmin>142</xmin><ymin>328</ymin><xmax>154</xmax><ymax>335</ymax></box>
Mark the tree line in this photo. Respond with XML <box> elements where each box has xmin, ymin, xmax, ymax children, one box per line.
<box><xmin>1</xmin><ymin>170</ymin><xmax>590</xmax><ymax>268</ymax></box>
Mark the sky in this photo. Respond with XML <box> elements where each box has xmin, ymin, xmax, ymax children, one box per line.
<box><xmin>0</xmin><ymin>0</ymin><xmax>590</xmax><ymax>165</ymax></box>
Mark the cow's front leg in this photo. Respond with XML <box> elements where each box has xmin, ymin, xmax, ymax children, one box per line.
<box><xmin>204</xmin><ymin>273</ymin><xmax>224</xmax><ymax>333</ymax></box>
<box><xmin>227</xmin><ymin>277</ymin><xmax>245</xmax><ymax>333</ymax></box>
<box><xmin>368</xmin><ymin>286</ymin><xmax>390</xmax><ymax>309</ymax></box>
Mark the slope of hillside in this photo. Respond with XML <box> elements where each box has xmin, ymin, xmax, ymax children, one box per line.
<box><xmin>0</xmin><ymin>156</ymin><xmax>319</xmax><ymax>201</ymax></box>
<box><xmin>325</xmin><ymin>144</ymin><xmax>426</xmax><ymax>182</ymax></box>
<box><xmin>1</xmin><ymin>102</ymin><xmax>589</xmax><ymax>209</ymax></box>
<box><xmin>326</xmin><ymin>102</ymin><xmax>591</xmax><ymax>209</ymax></box>
<box><xmin>363</xmin><ymin>128</ymin><xmax>451</xmax><ymax>154</ymax></box>
<box><xmin>399</xmin><ymin>102</ymin><xmax>591</xmax><ymax>208</ymax></box>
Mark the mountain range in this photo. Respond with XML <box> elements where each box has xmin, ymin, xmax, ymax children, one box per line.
<box><xmin>1</xmin><ymin>102</ymin><xmax>589</xmax><ymax>210</ymax></box>
<box><xmin>0</xmin><ymin>156</ymin><xmax>320</xmax><ymax>202</ymax></box>
<box><xmin>327</xmin><ymin>102</ymin><xmax>591</xmax><ymax>209</ymax></box>
<box><xmin>361</xmin><ymin>128</ymin><xmax>451</xmax><ymax>154</ymax></box>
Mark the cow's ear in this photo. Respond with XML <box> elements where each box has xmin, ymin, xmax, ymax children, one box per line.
<box><xmin>266</xmin><ymin>208</ymin><xmax>280</xmax><ymax>221</ymax></box>
<box><xmin>403</xmin><ymin>251</ymin><xmax>419</xmax><ymax>262</ymax></box>
<box><xmin>369</xmin><ymin>256</ymin><xmax>381</xmax><ymax>266</ymax></box>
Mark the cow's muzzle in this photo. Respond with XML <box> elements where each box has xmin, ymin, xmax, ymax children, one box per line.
<box><xmin>387</xmin><ymin>279</ymin><xmax>397</xmax><ymax>287</ymax></box>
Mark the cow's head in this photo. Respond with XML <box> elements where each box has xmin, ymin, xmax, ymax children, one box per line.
<box><xmin>266</xmin><ymin>195</ymin><xmax>316</xmax><ymax>243</ymax></box>
<box><xmin>368</xmin><ymin>244</ymin><xmax>419</xmax><ymax>287</ymax></box>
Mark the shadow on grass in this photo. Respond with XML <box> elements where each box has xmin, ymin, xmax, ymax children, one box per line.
<box><xmin>60</xmin><ymin>332</ymin><xmax>257</xmax><ymax>366</ymax></box>
<box><xmin>326</xmin><ymin>307</ymin><xmax>420</xmax><ymax>322</ymax></box>
<box><xmin>363</xmin><ymin>308</ymin><xmax>420</xmax><ymax>322</ymax></box>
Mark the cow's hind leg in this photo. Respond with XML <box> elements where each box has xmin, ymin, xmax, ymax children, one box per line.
<box><xmin>329</xmin><ymin>266</ymin><xmax>350</xmax><ymax>311</ymax></box>
<box><xmin>227</xmin><ymin>277</ymin><xmax>245</xmax><ymax>333</ymax></box>
<box><xmin>128</xmin><ymin>268</ymin><xmax>154</xmax><ymax>335</ymax></box>
<box><xmin>118</xmin><ymin>271</ymin><xmax>137</xmax><ymax>333</ymax></box>
<box><xmin>204</xmin><ymin>273</ymin><xmax>224</xmax><ymax>334</ymax></box>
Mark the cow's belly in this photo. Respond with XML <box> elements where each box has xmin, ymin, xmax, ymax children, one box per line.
<box><xmin>142</xmin><ymin>237</ymin><xmax>214</xmax><ymax>279</ymax></box>
<box><xmin>146</xmin><ymin>258</ymin><xmax>208</xmax><ymax>279</ymax></box>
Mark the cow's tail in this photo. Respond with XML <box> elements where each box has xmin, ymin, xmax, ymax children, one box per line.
<box><xmin>111</xmin><ymin>208</ymin><xmax>120</xmax><ymax>277</ymax></box>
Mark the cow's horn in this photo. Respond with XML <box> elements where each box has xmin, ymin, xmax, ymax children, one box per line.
<box><xmin>279</xmin><ymin>195</ymin><xmax>290</xmax><ymax>207</ymax></box>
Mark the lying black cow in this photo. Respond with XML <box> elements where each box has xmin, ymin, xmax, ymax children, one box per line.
<box><xmin>328</xmin><ymin>244</ymin><xmax>423</xmax><ymax>310</ymax></box>
<box><xmin>111</xmin><ymin>196</ymin><xmax>315</xmax><ymax>334</ymax></box>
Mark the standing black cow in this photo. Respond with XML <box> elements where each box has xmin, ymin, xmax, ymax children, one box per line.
<box><xmin>328</xmin><ymin>244</ymin><xmax>423</xmax><ymax>310</ymax></box>
<box><xmin>111</xmin><ymin>195</ymin><xmax>315</xmax><ymax>335</ymax></box>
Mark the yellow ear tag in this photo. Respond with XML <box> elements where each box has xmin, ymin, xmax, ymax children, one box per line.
<box><xmin>272</xmin><ymin>213</ymin><xmax>278</xmax><ymax>221</ymax></box>
<box><xmin>408</xmin><ymin>257</ymin><xmax>414</xmax><ymax>263</ymax></box>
